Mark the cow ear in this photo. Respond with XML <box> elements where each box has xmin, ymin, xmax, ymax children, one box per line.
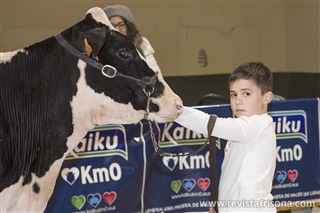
<box><xmin>83</xmin><ymin>26</ymin><xmax>108</xmax><ymax>57</ymax></box>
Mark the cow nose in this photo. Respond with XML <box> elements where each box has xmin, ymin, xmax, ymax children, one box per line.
<box><xmin>175</xmin><ymin>100</ymin><xmax>183</xmax><ymax>110</ymax></box>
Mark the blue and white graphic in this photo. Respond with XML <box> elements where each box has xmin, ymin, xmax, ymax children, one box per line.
<box><xmin>45</xmin><ymin>98</ymin><xmax>320</xmax><ymax>212</ymax></box>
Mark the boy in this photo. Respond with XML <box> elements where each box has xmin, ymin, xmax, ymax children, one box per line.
<box><xmin>175</xmin><ymin>62</ymin><xmax>277</xmax><ymax>212</ymax></box>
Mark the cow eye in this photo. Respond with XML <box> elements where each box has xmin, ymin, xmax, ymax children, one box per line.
<box><xmin>117</xmin><ymin>48</ymin><xmax>128</xmax><ymax>58</ymax></box>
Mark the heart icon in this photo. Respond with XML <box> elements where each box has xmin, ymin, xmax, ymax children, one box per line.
<box><xmin>163</xmin><ymin>156</ymin><xmax>178</xmax><ymax>171</ymax></box>
<box><xmin>182</xmin><ymin>179</ymin><xmax>196</xmax><ymax>192</ymax></box>
<box><xmin>275</xmin><ymin>171</ymin><xmax>286</xmax><ymax>183</ymax></box>
<box><xmin>103</xmin><ymin>191</ymin><xmax>117</xmax><ymax>206</ymax></box>
<box><xmin>71</xmin><ymin>195</ymin><xmax>85</xmax><ymax>210</ymax></box>
<box><xmin>287</xmin><ymin>169</ymin><xmax>298</xmax><ymax>182</ymax></box>
<box><xmin>171</xmin><ymin>180</ymin><xmax>181</xmax><ymax>194</ymax></box>
<box><xmin>87</xmin><ymin>193</ymin><xmax>102</xmax><ymax>208</ymax></box>
<box><xmin>61</xmin><ymin>167</ymin><xmax>80</xmax><ymax>185</ymax></box>
<box><xmin>197</xmin><ymin>178</ymin><xmax>210</xmax><ymax>191</ymax></box>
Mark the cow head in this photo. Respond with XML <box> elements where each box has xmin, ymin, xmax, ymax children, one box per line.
<box><xmin>59</xmin><ymin>7</ymin><xmax>183</xmax><ymax>126</ymax></box>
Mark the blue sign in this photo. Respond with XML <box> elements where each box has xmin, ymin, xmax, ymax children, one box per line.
<box><xmin>45</xmin><ymin>98</ymin><xmax>320</xmax><ymax>212</ymax></box>
<box><xmin>268</xmin><ymin>99</ymin><xmax>320</xmax><ymax>205</ymax></box>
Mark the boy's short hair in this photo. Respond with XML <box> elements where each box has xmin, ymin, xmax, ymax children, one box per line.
<box><xmin>228</xmin><ymin>62</ymin><xmax>273</xmax><ymax>94</ymax></box>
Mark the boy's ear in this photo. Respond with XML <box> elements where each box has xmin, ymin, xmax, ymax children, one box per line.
<box><xmin>264</xmin><ymin>91</ymin><xmax>273</xmax><ymax>104</ymax></box>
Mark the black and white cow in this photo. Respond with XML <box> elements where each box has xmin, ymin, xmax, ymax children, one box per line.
<box><xmin>0</xmin><ymin>7</ymin><xmax>182</xmax><ymax>212</ymax></box>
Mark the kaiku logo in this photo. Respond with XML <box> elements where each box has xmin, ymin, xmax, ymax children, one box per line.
<box><xmin>269</xmin><ymin>110</ymin><xmax>308</xmax><ymax>143</ymax></box>
<box><xmin>67</xmin><ymin>125</ymin><xmax>128</xmax><ymax>160</ymax></box>
<box><xmin>157</xmin><ymin>122</ymin><xmax>207</xmax><ymax>148</ymax></box>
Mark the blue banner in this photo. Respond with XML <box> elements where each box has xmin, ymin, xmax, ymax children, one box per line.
<box><xmin>45</xmin><ymin>98</ymin><xmax>320</xmax><ymax>212</ymax></box>
<box><xmin>268</xmin><ymin>99</ymin><xmax>320</xmax><ymax>206</ymax></box>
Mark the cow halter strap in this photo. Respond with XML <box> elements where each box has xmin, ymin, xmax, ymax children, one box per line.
<box><xmin>54</xmin><ymin>34</ymin><xmax>158</xmax><ymax>99</ymax></box>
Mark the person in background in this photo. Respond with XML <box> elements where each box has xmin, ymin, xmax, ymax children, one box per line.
<box><xmin>175</xmin><ymin>62</ymin><xmax>277</xmax><ymax>212</ymax></box>
<box><xmin>103</xmin><ymin>5</ymin><xmax>161</xmax><ymax>73</ymax></box>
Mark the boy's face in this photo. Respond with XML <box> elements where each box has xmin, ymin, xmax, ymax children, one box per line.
<box><xmin>229</xmin><ymin>79</ymin><xmax>273</xmax><ymax>117</ymax></box>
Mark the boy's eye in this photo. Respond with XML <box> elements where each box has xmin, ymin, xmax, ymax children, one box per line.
<box><xmin>244</xmin><ymin>92</ymin><xmax>251</xmax><ymax>96</ymax></box>
<box><xmin>230</xmin><ymin>93</ymin><xmax>237</xmax><ymax>98</ymax></box>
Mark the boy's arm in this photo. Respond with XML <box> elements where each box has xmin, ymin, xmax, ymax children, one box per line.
<box><xmin>175</xmin><ymin>106</ymin><xmax>212</xmax><ymax>135</ymax></box>
<box><xmin>175</xmin><ymin>106</ymin><xmax>267</xmax><ymax>142</ymax></box>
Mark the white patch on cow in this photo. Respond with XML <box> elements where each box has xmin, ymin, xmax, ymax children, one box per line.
<box><xmin>0</xmin><ymin>49</ymin><xmax>26</xmax><ymax>64</ymax></box>
<box><xmin>77</xmin><ymin>60</ymin><xmax>145</xmax><ymax>122</ymax></box>
<box><xmin>86</xmin><ymin>7</ymin><xmax>115</xmax><ymax>30</ymax></box>
<box><xmin>67</xmin><ymin>59</ymin><xmax>147</xmax><ymax>151</ymax></box>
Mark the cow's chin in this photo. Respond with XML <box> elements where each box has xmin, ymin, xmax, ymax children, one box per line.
<box><xmin>92</xmin><ymin>111</ymin><xmax>179</xmax><ymax>125</ymax></box>
<box><xmin>148</xmin><ymin>112</ymin><xmax>181</xmax><ymax>123</ymax></box>
<box><xmin>91</xmin><ymin>111</ymin><xmax>145</xmax><ymax>126</ymax></box>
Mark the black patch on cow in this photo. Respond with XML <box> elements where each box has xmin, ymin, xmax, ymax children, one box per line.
<box><xmin>0</xmin><ymin>35</ymin><xmax>78</xmax><ymax>191</ymax></box>
<box><xmin>33</xmin><ymin>182</ymin><xmax>40</xmax><ymax>193</ymax></box>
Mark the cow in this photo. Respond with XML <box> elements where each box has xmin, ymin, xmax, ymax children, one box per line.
<box><xmin>0</xmin><ymin>7</ymin><xmax>183</xmax><ymax>212</ymax></box>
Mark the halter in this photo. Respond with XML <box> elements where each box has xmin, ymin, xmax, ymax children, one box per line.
<box><xmin>55</xmin><ymin>33</ymin><xmax>208</xmax><ymax>158</ymax></box>
<box><xmin>55</xmin><ymin>34</ymin><xmax>158</xmax><ymax>119</ymax></box>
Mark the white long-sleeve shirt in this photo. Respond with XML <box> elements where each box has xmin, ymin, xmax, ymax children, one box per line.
<box><xmin>175</xmin><ymin>106</ymin><xmax>277</xmax><ymax>212</ymax></box>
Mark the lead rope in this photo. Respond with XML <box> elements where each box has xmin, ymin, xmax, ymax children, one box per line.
<box><xmin>208</xmin><ymin>116</ymin><xmax>219</xmax><ymax>213</ymax></box>
<box><xmin>143</xmin><ymin>91</ymin><xmax>171</xmax><ymax>156</ymax></box>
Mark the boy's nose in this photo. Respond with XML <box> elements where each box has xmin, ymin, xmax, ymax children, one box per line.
<box><xmin>235</xmin><ymin>97</ymin><xmax>243</xmax><ymax>105</ymax></box>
